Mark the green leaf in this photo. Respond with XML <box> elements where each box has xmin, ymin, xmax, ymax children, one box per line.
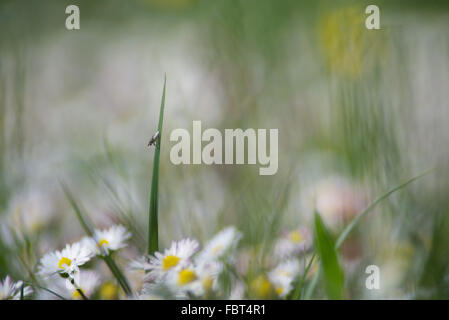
<box><xmin>314</xmin><ymin>212</ymin><xmax>344</xmax><ymax>300</ymax></box>
<box><xmin>148</xmin><ymin>75</ymin><xmax>166</xmax><ymax>255</ymax></box>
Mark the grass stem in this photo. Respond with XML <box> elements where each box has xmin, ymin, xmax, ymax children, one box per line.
<box><xmin>148</xmin><ymin>75</ymin><xmax>166</xmax><ymax>255</ymax></box>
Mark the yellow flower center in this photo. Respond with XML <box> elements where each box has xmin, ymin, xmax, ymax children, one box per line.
<box><xmin>275</xmin><ymin>287</ymin><xmax>284</xmax><ymax>296</ymax></box>
<box><xmin>250</xmin><ymin>275</ymin><xmax>273</xmax><ymax>299</ymax></box>
<box><xmin>162</xmin><ymin>255</ymin><xmax>180</xmax><ymax>270</ymax></box>
<box><xmin>98</xmin><ymin>239</ymin><xmax>109</xmax><ymax>247</ymax></box>
<box><xmin>99</xmin><ymin>282</ymin><xmax>118</xmax><ymax>300</ymax></box>
<box><xmin>202</xmin><ymin>276</ymin><xmax>213</xmax><ymax>291</ymax></box>
<box><xmin>72</xmin><ymin>288</ymin><xmax>84</xmax><ymax>299</ymax></box>
<box><xmin>288</xmin><ymin>230</ymin><xmax>303</xmax><ymax>243</ymax></box>
<box><xmin>58</xmin><ymin>257</ymin><xmax>72</xmax><ymax>269</ymax></box>
<box><xmin>178</xmin><ymin>269</ymin><xmax>196</xmax><ymax>285</ymax></box>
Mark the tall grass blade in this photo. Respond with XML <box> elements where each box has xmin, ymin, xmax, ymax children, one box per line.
<box><xmin>292</xmin><ymin>253</ymin><xmax>316</xmax><ymax>300</ymax></box>
<box><xmin>61</xmin><ymin>183</ymin><xmax>95</xmax><ymax>237</ymax></box>
<box><xmin>148</xmin><ymin>76</ymin><xmax>166</xmax><ymax>255</ymax></box>
<box><xmin>303</xmin><ymin>268</ymin><xmax>320</xmax><ymax>300</ymax></box>
<box><xmin>314</xmin><ymin>212</ymin><xmax>344</xmax><ymax>300</ymax></box>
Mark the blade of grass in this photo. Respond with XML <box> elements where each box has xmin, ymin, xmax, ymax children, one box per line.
<box><xmin>8</xmin><ymin>226</ymin><xmax>39</xmax><ymax>284</ymax></box>
<box><xmin>303</xmin><ymin>268</ymin><xmax>320</xmax><ymax>300</ymax></box>
<box><xmin>24</xmin><ymin>281</ymin><xmax>67</xmax><ymax>300</ymax></box>
<box><xmin>102</xmin><ymin>256</ymin><xmax>132</xmax><ymax>296</ymax></box>
<box><xmin>61</xmin><ymin>183</ymin><xmax>95</xmax><ymax>237</ymax></box>
<box><xmin>314</xmin><ymin>212</ymin><xmax>344</xmax><ymax>299</ymax></box>
<box><xmin>148</xmin><ymin>75</ymin><xmax>166</xmax><ymax>255</ymax></box>
<box><xmin>292</xmin><ymin>253</ymin><xmax>316</xmax><ymax>300</ymax></box>
<box><xmin>61</xmin><ymin>183</ymin><xmax>132</xmax><ymax>296</ymax></box>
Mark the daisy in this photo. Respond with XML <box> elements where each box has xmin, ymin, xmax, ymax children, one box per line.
<box><xmin>268</xmin><ymin>259</ymin><xmax>301</xmax><ymax>298</ymax></box>
<box><xmin>38</xmin><ymin>241</ymin><xmax>93</xmax><ymax>277</ymax></box>
<box><xmin>274</xmin><ymin>226</ymin><xmax>312</xmax><ymax>259</ymax></box>
<box><xmin>249</xmin><ymin>274</ymin><xmax>273</xmax><ymax>299</ymax></box>
<box><xmin>229</xmin><ymin>280</ymin><xmax>246</xmax><ymax>300</ymax></box>
<box><xmin>67</xmin><ymin>271</ymin><xmax>100</xmax><ymax>299</ymax></box>
<box><xmin>128</xmin><ymin>255</ymin><xmax>149</xmax><ymax>271</ymax></box>
<box><xmin>191</xmin><ymin>259</ymin><xmax>223</xmax><ymax>297</ymax></box>
<box><xmin>196</xmin><ymin>226</ymin><xmax>241</xmax><ymax>262</ymax></box>
<box><xmin>0</xmin><ymin>276</ymin><xmax>33</xmax><ymax>300</ymax></box>
<box><xmin>166</xmin><ymin>264</ymin><xmax>199</xmax><ymax>297</ymax></box>
<box><xmin>163</xmin><ymin>259</ymin><xmax>223</xmax><ymax>298</ymax></box>
<box><xmin>144</xmin><ymin>238</ymin><xmax>199</xmax><ymax>281</ymax></box>
<box><xmin>84</xmin><ymin>224</ymin><xmax>131</xmax><ymax>256</ymax></box>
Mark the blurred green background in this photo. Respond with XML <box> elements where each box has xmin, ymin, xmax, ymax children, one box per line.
<box><xmin>1</xmin><ymin>0</ymin><xmax>449</xmax><ymax>299</ymax></box>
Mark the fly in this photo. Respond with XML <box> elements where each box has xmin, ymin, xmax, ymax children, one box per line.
<box><xmin>148</xmin><ymin>130</ymin><xmax>160</xmax><ymax>147</ymax></box>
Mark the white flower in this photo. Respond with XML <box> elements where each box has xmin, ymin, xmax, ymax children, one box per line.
<box><xmin>229</xmin><ymin>281</ymin><xmax>246</xmax><ymax>300</ymax></box>
<box><xmin>144</xmin><ymin>238</ymin><xmax>199</xmax><ymax>281</ymax></box>
<box><xmin>268</xmin><ymin>259</ymin><xmax>301</xmax><ymax>298</ymax></box>
<box><xmin>196</xmin><ymin>226</ymin><xmax>241</xmax><ymax>262</ymax></box>
<box><xmin>191</xmin><ymin>259</ymin><xmax>223</xmax><ymax>296</ymax></box>
<box><xmin>84</xmin><ymin>224</ymin><xmax>131</xmax><ymax>256</ymax></box>
<box><xmin>38</xmin><ymin>241</ymin><xmax>93</xmax><ymax>277</ymax></box>
<box><xmin>274</xmin><ymin>227</ymin><xmax>312</xmax><ymax>259</ymax></box>
<box><xmin>0</xmin><ymin>276</ymin><xmax>33</xmax><ymax>300</ymax></box>
<box><xmin>67</xmin><ymin>271</ymin><xmax>100</xmax><ymax>299</ymax></box>
<box><xmin>166</xmin><ymin>264</ymin><xmax>199</xmax><ymax>296</ymax></box>
<box><xmin>156</xmin><ymin>259</ymin><xmax>223</xmax><ymax>298</ymax></box>
<box><xmin>128</xmin><ymin>256</ymin><xmax>148</xmax><ymax>271</ymax></box>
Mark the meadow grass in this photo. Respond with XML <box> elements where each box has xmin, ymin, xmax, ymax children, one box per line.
<box><xmin>0</xmin><ymin>0</ymin><xmax>448</xmax><ymax>300</ymax></box>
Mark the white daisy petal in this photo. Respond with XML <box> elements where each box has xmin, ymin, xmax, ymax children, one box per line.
<box><xmin>67</xmin><ymin>271</ymin><xmax>100</xmax><ymax>299</ymax></box>
<box><xmin>143</xmin><ymin>238</ymin><xmax>199</xmax><ymax>282</ymax></box>
<box><xmin>268</xmin><ymin>259</ymin><xmax>301</xmax><ymax>298</ymax></box>
<box><xmin>38</xmin><ymin>240</ymin><xmax>94</xmax><ymax>277</ymax></box>
<box><xmin>85</xmin><ymin>224</ymin><xmax>132</xmax><ymax>256</ymax></box>
<box><xmin>196</xmin><ymin>226</ymin><xmax>241</xmax><ymax>262</ymax></box>
<box><xmin>274</xmin><ymin>226</ymin><xmax>312</xmax><ymax>259</ymax></box>
<box><xmin>0</xmin><ymin>275</ymin><xmax>33</xmax><ymax>300</ymax></box>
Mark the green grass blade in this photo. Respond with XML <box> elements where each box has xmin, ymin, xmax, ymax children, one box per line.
<box><xmin>314</xmin><ymin>212</ymin><xmax>344</xmax><ymax>300</ymax></box>
<box><xmin>292</xmin><ymin>253</ymin><xmax>316</xmax><ymax>300</ymax></box>
<box><xmin>303</xmin><ymin>267</ymin><xmax>320</xmax><ymax>300</ymax></box>
<box><xmin>101</xmin><ymin>255</ymin><xmax>132</xmax><ymax>296</ymax></box>
<box><xmin>148</xmin><ymin>75</ymin><xmax>166</xmax><ymax>255</ymax></box>
<box><xmin>335</xmin><ymin>168</ymin><xmax>433</xmax><ymax>249</ymax></box>
<box><xmin>24</xmin><ymin>282</ymin><xmax>67</xmax><ymax>300</ymax></box>
<box><xmin>61</xmin><ymin>183</ymin><xmax>95</xmax><ymax>237</ymax></box>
